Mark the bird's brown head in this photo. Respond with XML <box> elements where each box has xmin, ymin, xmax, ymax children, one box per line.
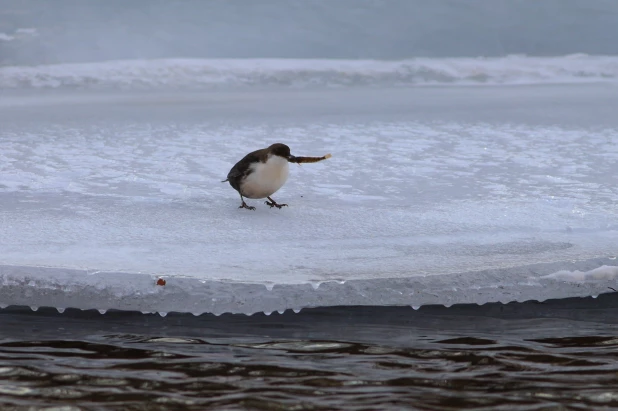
<box><xmin>268</xmin><ymin>143</ymin><xmax>295</xmax><ymax>161</ymax></box>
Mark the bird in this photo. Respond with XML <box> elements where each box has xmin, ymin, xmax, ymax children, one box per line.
<box><xmin>222</xmin><ymin>143</ymin><xmax>295</xmax><ymax>210</ymax></box>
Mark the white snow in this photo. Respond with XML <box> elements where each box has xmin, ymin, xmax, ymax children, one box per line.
<box><xmin>0</xmin><ymin>85</ymin><xmax>617</xmax><ymax>314</ymax></box>
<box><xmin>0</xmin><ymin>28</ymin><xmax>38</xmax><ymax>42</ymax></box>
<box><xmin>1</xmin><ymin>55</ymin><xmax>618</xmax><ymax>89</ymax></box>
<box><xmin>542</xmin><ymin>265</ymin><xmax>618</xmax><ymax>282</ymax></box>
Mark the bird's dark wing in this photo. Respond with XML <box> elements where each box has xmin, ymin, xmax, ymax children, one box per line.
<box><xmin>225</xmin><ymin>149</ymin><xmax>264</xmax><ymax>191</ymax></box>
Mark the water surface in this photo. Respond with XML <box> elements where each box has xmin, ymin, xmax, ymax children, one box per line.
<box><xmin>2</xmin><ymin>295</ymin><xmax>618</xmax><ymax>410</ymax></box>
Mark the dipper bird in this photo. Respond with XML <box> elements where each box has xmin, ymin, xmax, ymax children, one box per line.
<box><xmin>223</xmin><ymin>143</ymin><xmax>295</xmax><ymax>210</ymax></box>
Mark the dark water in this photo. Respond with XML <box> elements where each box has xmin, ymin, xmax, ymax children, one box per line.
<box><xmin>1</xmin><ymin>295</ymin><xmax>618</xmax><ymax>410</ymax></box>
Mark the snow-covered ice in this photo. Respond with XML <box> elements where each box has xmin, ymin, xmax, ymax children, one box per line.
<box><xmin>0</xmin><ymin>79</ymin><xmax>617</xmax><ymax>314</ymax></box>
<box><xmin>1</xmin><ymin>55</ymin><xmax>618</xmax><ymax>90</ymax></box>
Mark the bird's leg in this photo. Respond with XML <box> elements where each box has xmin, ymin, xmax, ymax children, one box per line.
<box><xmin>265</xmin><ymin>196</ymin><xmax>288</xmax><ymax>209</ymax></box>
<box><xmin>238</xmin><ymin>194</ymin><xmax>255</xmax><ymax>210</ymax></box>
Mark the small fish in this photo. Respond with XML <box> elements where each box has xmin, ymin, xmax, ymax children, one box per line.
<box><xmin>289</xmin><ymin>153</ymin><xmax>332</xmax><ymax>164</ymax></box>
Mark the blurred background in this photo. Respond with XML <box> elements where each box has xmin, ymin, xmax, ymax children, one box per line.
<box><xmin>1</xmin><ymin>0</ymin><xmax>618</xmax><ymax>65</ymax></box>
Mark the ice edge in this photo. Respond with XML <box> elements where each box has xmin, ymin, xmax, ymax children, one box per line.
<box><xmin>1</xmin><ymin>257</ymin><xmax>616</xmax><ymax>315</ymax></box>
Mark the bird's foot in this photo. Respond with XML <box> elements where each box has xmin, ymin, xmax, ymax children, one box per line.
<box><xmin>239</xmin><ymin>201</ymin><xmax>256</xmax><ymax>210</ymax></box>
<box><xmin>265</xmin><ymin>200</ymin><xmax>288</xmax><ymax>209</ymax></box>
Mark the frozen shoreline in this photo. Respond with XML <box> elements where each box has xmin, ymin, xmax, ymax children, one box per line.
<box><xmin>1</xmin><ymin>84</ymin><xmax>616</xmax><ymax>314</ymax></box>
<box><xmin>2</xmin><ymin>56</ymin><xmax>618</xmax><ymax>90</ymax></box>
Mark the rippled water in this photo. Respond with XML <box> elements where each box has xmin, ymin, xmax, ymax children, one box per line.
<box><xmin>1</xmin><ymin>295</ymin><xmax>618</xmax><ymax>410</ymax></box>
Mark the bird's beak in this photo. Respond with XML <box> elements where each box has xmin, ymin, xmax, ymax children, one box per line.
<box><xmin>287</xmin><ymin>155</ymin><xmax>297</xmax><ymax>162</ymax></box>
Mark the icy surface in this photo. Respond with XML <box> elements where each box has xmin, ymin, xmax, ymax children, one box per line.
<box><xmin>0</xmin><ymin>84</ymin><xmax>617</xmax><ymax>314</ymax></box>
<box><xmin>542</xmin><ymin>265</ymin><xmax>618</xmax><ymax>282</ymax></box>
<box><xmin>1</xmin><ymin>56</ymin><xmax>618</xmax><ymax>90</ymax></box>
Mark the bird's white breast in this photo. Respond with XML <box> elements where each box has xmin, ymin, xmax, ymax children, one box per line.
<box><xmin>240</xmin><ymin>155</ymin><xmax>289</xmax><ymax>199</ymax></box>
